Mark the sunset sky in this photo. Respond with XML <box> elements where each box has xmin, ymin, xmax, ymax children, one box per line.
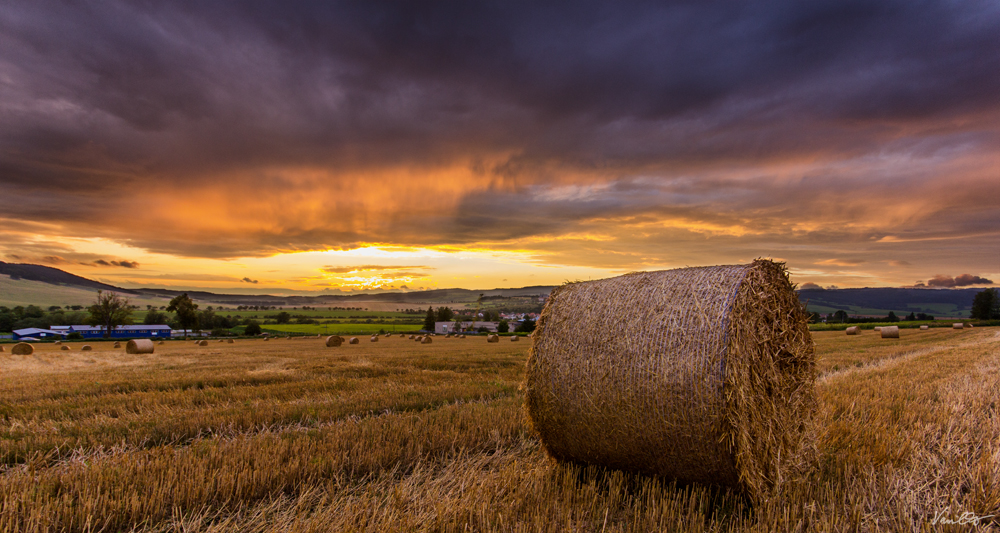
<box><xmin>2</xmin><ymin>1</ymin><xmax>998</xmax><ymax>294</ymax></box>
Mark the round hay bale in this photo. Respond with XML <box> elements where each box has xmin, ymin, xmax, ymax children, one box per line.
<box><xmin>969</xmin><ymin>324</ymin><xmax>975</xmax><ymax>328</ymax></box>
<box><xmin>420</xmin><ymin>336</ymin><xmax>433</xmax><ymax>344</ymax></box>
<box><xmin>198</xmin><ymin>340</ymin><xmax>209</xmax><ymax>346</ymax></box>
<box><xmin>158</xmin><ymin>340</ymin><xmax>165</xmax><ymax>345</ymax></box>
<box><xmin>873</xmin><ymin>326</ymin><xmax>882</xmax><ymax>332</ymax></box>
<box><xmin>880</xmin><ymin>325</ymin><xmax>900</xmax><ymax>339</ymax></box>
<box><xmin>349</xmin><ymin>337</ymin><xmax>360</xmax><ymax>344</ymax></box>
<box><xmin>408</xmin><ymin>335</ymin><xmax>415</xmax><ymax>340</ymax></box>
<box><xmin>460</xmin><ymin>334</ymin><xmax>466</xmax><ymax>339</ymax></box>
<box><xmin>81</xmin><ymin>345</ymin><xmax>92</xmax><ymax>351</ymax></box>
<box><xmin>399</xmin><ymin>334</ymin><xmax>406</xmax><ymax>338</ymax></box>
<box><xmin>845</xmin><ymin>326</ymin><xmax>859</xmax><ymax>335</ymax></box>
<box><xmin>264</xmin><ymin>337</ymin><xmax>270</xmax><ymax>341</ymax></box>
<box><xmin>919</xmin><ymin>325</ymin><xmax>929</xmax><ymax>331</ymax></box>
<box><xmin>61</xmin><ymin>345</ymin><xmax>70</xmax><ymax>351</ymax></box>
<box><xmin>370</xmin><ymin>336</ymin><xmax>379</xmax><ymax>342</ymax></box>
<box><xmin>218</xmin><ymin>339</ymin><xmax>224</xmax><ymax>343</ymax></box>
<box><xmin>126</xmin><ymin>339</ymin><xmax>155</xmax><ymax>354</ymax></box>
<box><xmin>487</xmin><ymin>334</ymin><xmax>499</xmax><ymax>343</ymax></box>
<box><xmin>0</xmin><ymin>345</ymin><xmax>4</xmax><ymax>352</ymax></box>
<box><xmin>953</xmin><ymin>323</ymin><xmax>964</xmax><ymax>330</ymax></box>
<box><xmin>11</xmin><ymin>343</ymin><xmax>33</xmax><ymax>355</ymax></box>
<box><xmin>525</xmin><ymin>260</ymin><xmax>815</xmax><ymax>502</ymax></box>
<box><xmin>228</xmin><ymin>339</ymin><xmax>235</xmax><ymax>344</ymax></box>
<box><xmin>54</xmin><ymin>341</ymin><xmax>62</xmax><ymax>345</ymax></box>
<box><xmin>510</xmin><ymin>335</ymin><xmax>520</xmax><ymax>342</ymax></box>
<box><xmin>113</xmin><ymin>341</ymin><xmax>121</xmax><ymax>348</ymax></box>
<box><xmin>325</xmin><ymin>335</ymin><xmax>344</xmax><ymax>347</ymax></box>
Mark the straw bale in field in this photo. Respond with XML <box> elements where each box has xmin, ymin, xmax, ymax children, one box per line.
<box><xmin>81</xmin><ymin>345</ymin><xmax>92</xmax><ymax>351</ymax></box>
<box><xmin>845</xmin><ymin>326</ymin><xmax>859</xmax><ymax>335</ymax></box>
<box><xmin>325</xmin><ymin>335</ymin><xmax>344</xmax><ymax>347</ymax></box>
<box><xmin>197</xmin><ymin>340</ymin><xmax>209</xmax><ymax>346</ymax></box>
<box><xmin>126</xmin><ymin>339</ymin><xmax>155</xmax><ymax>354</ymax></box>
<box><xmin>61</xmin><ymin>345</ymin><xmax>70</xmax><ymax>351</ymax></box>
<box><xmin>420</xmin><ymin>336</ymin><xmax>433</xmax><ymax>344</ymax></box>
<box><xmin>0</xmin><ymin>346</ymin><xmax>4</xmax><ymax>352</ymax></box>
<box><xmin>510</xmin><ymin>335</ymin><xmax>520</xmax><ymax>342</ymax></box>
<box><xmin>54</xmin><ymin>341</ymin><xmax>61</xmax><ymax>345</ymax></box>
<box><xmin>969</xmin><ymin>324</ymin><xmax>975</xmax><ymax>328</ymax></box>
<box><xmin>874</xmin><ymin>326</ymin><xmax>882</xmax><ymax>332</ymax></box>
<box><xmin>459</xmin><ymin>334</ymin><xmax>466</xmax><ymax>339</ymax></box>
<box><xmin>920</xmin><ymin>325</ymin><xmax>929</xmax><ymax>330</ymax></box>
<box><xmin>399</xmin><ymin>334</ymin><xmax>406</xmax><ymax>338</ymax></box>
<box><xmin>264</xmin><ymin>337</ymin><xmax>269</xmax><ymax>341</ymax></box>
<box><xmin>880</xmin><ymin>326</ymin><xmax>899</xmax><ymax>339</ymax></box>
<box><xmin>228</xmin><ymin>339</ymin><xmax>234</xmax><ymax>343</ymax></box>
<box><xmin>370</xmin><ymin>335</ymin><xmax>378</xmax><ymax>342</ymax></box>
<box><xmin>953</xmin><ymin>323</ymin><xmax>964</xmax><ymax>330</ymax></box>
<box><xmin>487</xmin><ymin>334</ymin><xmax>499</xmax><ymax>343</ymax></box>
<box><xmin>349</xmin><ymin>337</ymin><xmax>359</xmax><ymax>344</ymax></box>
<box><xmin>11</xmin><ymin>343</ymin><xmax>33</xmax><ymax>355</ymax></box>
<box><xmin>218</xmin><ymin>339</ymin><xmax>224</xmax><ymax>343</ymax></box>
<box><xmin>408</xmin><ymin>335</ymin><xmax>415</xmax><ymax>340</ymax></box>
<box><xmin>113</xmin><ymin>341</ymin><xmax>121</xmax><ymax>348</ymax></box>
<box><xmin>525</xmin><ymin>260</ymin><xmax>815</xmax><ymax>503</ymax></box>
<box><xmin>158</xmin><ymin>341</ymin><xmax>165</xmax><ymax>345</ymax></box>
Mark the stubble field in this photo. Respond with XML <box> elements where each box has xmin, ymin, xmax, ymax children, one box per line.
<box><xmin>0</xmin><ymin>328</ymin><xmax>997</xmax><ymax>532</ymax></box>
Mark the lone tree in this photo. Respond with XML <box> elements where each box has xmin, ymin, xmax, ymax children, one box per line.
<box><xmin>423</xmin><ymin>306</ymin><xmax>436</xmax><ymax>331</ymax></box>
<box><xmin>88</xmin><ymin>290</ymin><xmax>132</xmax><ymax>339</ymax></box>
<box><xmin>971</xmin><ymin>288</ymin><xmax>1000</xmax><ymax>320</ymax></box>
<box><xmin>167</xmin><ymin>293</ymin><xmax>199</xmax><ymax>339</ymax></box>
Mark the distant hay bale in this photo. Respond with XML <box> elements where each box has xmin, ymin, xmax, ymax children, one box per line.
<box><xmin>81</xmin><ymin>345</ymin><xmax>92</xmax><ymax>351</ymax></box>
<box><xmin>421</xmin><ymin>336</ymin><xmax>433</xmax><ymax>344</ymax></box>
<box><xmin>525</xmin><ymin>260</ymin><xmax>816</xmax><ymax>502</ymax></box>
<box><xmin>873</xmin><ymin>327</ymin><xmax>882</xmax><ymax>332</ymax></box>
<box><xmin>969</xmin><ymin>324</ymin><xmax>974</xmax><ymax>328</ymax></box>
<box><xmin>510</xmin><ymin>335</ymin><xmax>520</xmax><ymax>342</ymax></box>
<box><xmin>370</xmin><ymin>335</ymin><xmax>379</xmax><ymax>342</ymax></box>
<box><xmin>399</xmin><ymin>334</ymin><xmax>406</xmax><ymax>338</ymax></box>
<box><xmin>218</xmin><ymin>339</ymin><xmax>224</xmax><ymax>343</ymax></box>
<box><xmin>415</xmin><ymin>336</ymin><xmax>423</xmax><ymax>342</ymax></box>
<box><xmin>61</xmin><ymin>345</ymin><xmax>70</xmax><ymax>351</ymax></box>
<box><xmin>349</xmin><ymin>337</ymin><xmax>359</xmax><ymax>344</ymax></box>
<box><xmin>880</xmin><ymin>326</ymin><xmax>900</xmax><ymax>339</ymax></box>
<box><xmin>408</xmin><ymin>335</ymin><xmax>415</xmax><ymax>340</ymax></box>
<box><xmin>487</xmin><ymin>335</ymin><xmax>499</xmax><ymax>343</ymax></box>
<box><xmin>264</xmin><ymin>337</ymin><xmax>269</xmax><ymax>341</ymax></box>
<box><xmin>126</xmin><ymin>339</ymin><xmax>155</xmax><ymax>354</ymax></box>
<box><xmin>459</xmin><ymin>334</ymin><xmax>466</xmax><ymax>339</ymax></box>
<box><xmin>158</xmin><ymin>341</ymin><xmax>165</xmax><ymax>345</ymax></box>
<box><xmin>919</xmin><ymin>325</ymin><xmax>929</xmax><ymax>330</ymax></box>
<box><xmin>845</xmin><ymin>326</ymin><xmax>859</xmax><ymax>335</ymax></box>
<box><xmin>113</xmin><ymin>341</ymin><xmax>121</xmax><ymax>348</ymax></box>
<box><xmin>11</xmin><ymin>343</ymin><xmax>33</xmax><ymax>355</ymax></box>
<box><xmin>54</xmin><ymin>341</ymin><xmax>61</xmax><ymax>345</ymax></box>
<box><xmin>325</xmin><ymin>335</ymin><xmax>344</xmax><ymax>347</ymax></box>
<box><xmin>953</xmin><ymin>323</ymin><xmax>964</xmax><ymax>330</ymax></box>
<box><xmin>197</xmin><ymin>340</ymin><xmax>209</xmax><ymax>346</ymax></box>
<box><xmin>228</xmin><ymin>339</ymin><xmax>234</xmax><ymax>344</ymax></box>
<box><xmin>0</xmin><ymin>345</ymin><xmax>4</xmax><ymax>352</ymax></box>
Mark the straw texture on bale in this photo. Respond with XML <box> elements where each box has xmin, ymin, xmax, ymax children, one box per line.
<box><xmin>325</xmin><ymin>336</ymin><xmax>344</xmax><ymax>347</ymax></box>
<box><xmin>920</xmin><ymin>325</ymin><xmax>929</xmax><ymax>330</ymax></box>
<box><xmin>198</xmin><ymin>340</ymin><xmax>209</xmax><ymax>346</ymax></box>
<box><xmin>81</xmin><ymin>345</ymin><xmax>92</xmax><ymax>351</ymax></box>
<box><xmin>349</xmin><ymin>337</ymin><xmax>359</xmax><ymax>344</ymax></box>
<box><xmin>487</xmin><ymin>335</ymin><xmax>499</xmax><ymax>343</ymax></box>
<box><xmin>126</xmin><ymin>339</ymin><xmax>155</xmax><ymax>354</ymax></box>
<box><xmin>845</xmin><ymin>326</ymin><xmax>859</xmax><ymax>335</ymax></box>
<box><xmin>510</xmin><ymin>335</ymin><xmax>520</xmax><ymax>342</ymax></box>
<box><xmin>953</xmin><ymin>323</ymin><xmax>964</xmax><ymax>330</ymax></box>
<box><xmin>525</xmin><ymin>260</ymin><xmax>816</xmax><ymax>502</ymax></box>
<box><xmin>420</xmin><ymin>336</ymin><xmax>433</xmax><ymax>344</ymax></box>
<box><xmin>61</xmin><ymin>345</ymin><xmax>70</xmax><ymax>351</ymax></box>
<box><xmin>12</xmin><ymin>343</ymin><xmax>33</xmax><ymax>355</ymax></box>
<box><xmin>880</xmin><ymin>326</ymin><xmax>900</xmax><ymax>339</ymax></box>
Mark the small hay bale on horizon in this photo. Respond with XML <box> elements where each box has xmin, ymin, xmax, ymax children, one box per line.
<box><xmin>845</xmin><ymin>326</ymin><xmax>859</xmax><ymax>335</ymax></box>
<box><xmin>874</xmin><ymin>326</ymin><xmax>882</xmax><ymax>332</ymax></box>
<box><xmin>158</xmin><ymin>340</ymin><xmax>165</xmax><ymax>345</ymax></box>
<box><xmin>54</xmin><ymin>341</ymin><xmax>61</xmax><ymax>345</ymax></box>
<box><xmin>126</xmin><ymin>339</ymin><xmax>155</xmax><ymax>354</ymax></box>
<box><xmin>61</xmin><ymin>345</ymin><xmax>70</xmax><ymax>351</ymax></box>
<box><xmin>227</xmin><ymin>339</ymin><xmax>234</xmax><ymax>344</ymax></box>
<box><xmin>408</xmin><ymin>335</ymin><xmax>415</xmax><ymax>340</ymax></box>
<box><xmin>326</xmin><ymin>336</ymin><xmax>344</xmax><ymax>347</ymax></box>
<box><xmin>420</xmin><ymin>336</ymin><xmax>433</xmax><ymax>344</ymax></box>
<box><xmin>370</xmin><ymin>336</ymin><xmax>378</xmax><ymax>342</ymax></box>
<box><xmin>511</xmin><ymin>335</ymin><xmax>520</xmax><ymax>342</ymax></box>
<box><xmin>953</xmin><ymin>323</ymin><xmax>964</xmax><ymax>330</ymax></box>
<box><xmin>197</xmin><ymin>340</ymin><xmax>209</xmax><ymax>346</ymax></box>
<box><xmin>349</xmin><ymin>337</ymin><xmax>360</xmax><ymax>344</ymax></box>
<box><xmin>113</xmin><ymin>341</ymin><xmax>121</xmax><ymax>348</ymax></box>
<box><xmin>81</xmin><ymin>345</ymin><xmax>92</xmax><ymax>351</ymax></box>
<box><xmin>11</xmin><ymin>343</ymin><xmax>33</xmax><ymax>355</ymax></box>
<box><xmin>920</xmin><ymin>325</ymin><xmax>929</xmax><ymax>330</ymax></box>
<box><xmin>880</xmin><ymin>325</ymin><xmax>900</xmax><ymax>339</ymax></box>
<box><xmin>487</xmin><ymin>334</ymin><xmax>499</xmax><ymax>343</ymax></box>
<box><xmin>525</xmin><ymin>260</ymin><xmax>815</xmax><ymax>503</ymax></box>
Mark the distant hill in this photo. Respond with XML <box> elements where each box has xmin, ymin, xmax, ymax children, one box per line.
<box><xmin>798</xmin><ymin>287</ymin><xmax>982</xmax><ymax>318</ymax></box>
<box><xmin>134</xmin><ymin>286</ymin><xmax>556</xmax><ymax>306</ymax></box>
<box><xmin>0</xmin><ymin>261</ymin><xmax>132</xmax><ymax>293</ymax></box>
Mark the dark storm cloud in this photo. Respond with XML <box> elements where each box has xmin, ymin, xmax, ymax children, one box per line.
<box><xmin>241</xmin><ymin>277</ymin><xmax>258</xmax><ymax>284</ymax></box>
<box><xmin>1</xmin><ymin>0</ymin><xmax>999</xmax><ymax>263</ymax></box>
<box><xmin>924</xmin><ymin>274</ymin><xmax>993</xmax><ymax>287</ymax></box>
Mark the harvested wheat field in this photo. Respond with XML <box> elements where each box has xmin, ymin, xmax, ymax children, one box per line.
<box><xmin>0</xmin><ymin>328</ymin><xmax>997</xmax><ymax>532</ymax></box>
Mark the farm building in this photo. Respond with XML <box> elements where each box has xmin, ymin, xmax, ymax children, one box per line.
<box><xmin>29</xmin><ymin>325</ymin><xmax>174</xmax><ymax>339</ymax></box>
<box><xmin>434</xmin><ymin>321</ymin><xmax>500</xmax><ymax>334</ymax></box>
<box><xmin>12</xmin><ymin>328</ymin><xmax>66</xmax><ymax>341</ymax></box>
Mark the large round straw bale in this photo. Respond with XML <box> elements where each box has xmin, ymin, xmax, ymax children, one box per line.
<box><xmin>420</xmin><ymin>336</ymin><xmax>433</xmax><ymax>344</ymax></box>
<box><xmin>953</xmin><ymin>323</ymin><xmax>964</xmax><ymax>330</ymax></box>
<box><xmin>61</xmin><ymin>345</ymin><xmax>70</xmax><ymax>351</ymax></box>
<box><xmin>370</xmin><ymin>335</ymin><xmax>379</xmax><ymax>342</ymax></box>
<box><xmin>11</xmin><ymin>343</ymin><xmax>33</xmax><ymax>355</ymax></box>
<box><xmin>525</xmin><ymin>260</ymin><xmax>815</xmax><ymax>502</ymax></box>
<box><xmin>81</xmin><ymin>345</ymin><xmax>92</xmax><ymax>351</ymax></box>
<box><xmin>197</xmin><ymin>340</ymin><xmax>209</xmax><ymax>346</ymax></box>
<box><xmin>880</xmin><ymin>326</ymin><xmax>900</xmax><ymax>339</ymax></box>
<box><xmin>325</xmin><ymin>335</ymin><xmax>344</xmax><ymax>347</ymax></box>
<box><xmin>919</xmin><ymin>325</ymin><xmax>929</xmax><ymax>331</ymax></box>
<box><xmin>126</xmin><ymin>339</ymin><xmax>155</xmax><ymax>354</ymax></box>
<box><xmin>845</xmin><ymin>326</ymin><xmax>859</xmax><ymax>335</ymax></box>
<box><xmin>349</xmin><ymin>337</ymin><xmax>359</xmax><ymax>344</ymax></box>
<box><xmin>510</xmin><ymin>335</ymin><xmax>520</xmax><ymax>342</ymax></box>
<box><xmin>487</xmin><ymin>334</ymin><xmax>499</xmax><ymax>343</ymax></box>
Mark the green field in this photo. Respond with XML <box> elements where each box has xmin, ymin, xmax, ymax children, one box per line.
<box><xmin>805</xmin><ymin>302</ymin><xmax>968</xmax><ymax>318</ymax></box>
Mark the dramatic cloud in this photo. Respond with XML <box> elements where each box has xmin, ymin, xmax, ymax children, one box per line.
<box><xmin>94</xmin><ymin>259</ymin><xmax>140</xmax><ymax>268</ymax></box>
<box><xmin>924</xmin><ymin>274</ymin><xmax>993</xmax><ymax>288</ymax></box>
<box><xmin>1</xmin><ymin>1</ymin><xmax>998</xmax><ymax>288</ymax></box>
<box><xmin>241</xmin><ymin>277</ymin><xmax>258</xmax><ymax>284</ymax></box>
<box><xmin>321</xmin><ymin>265</ymin><xmax>433</xmax><ymax>274</ymax></box>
